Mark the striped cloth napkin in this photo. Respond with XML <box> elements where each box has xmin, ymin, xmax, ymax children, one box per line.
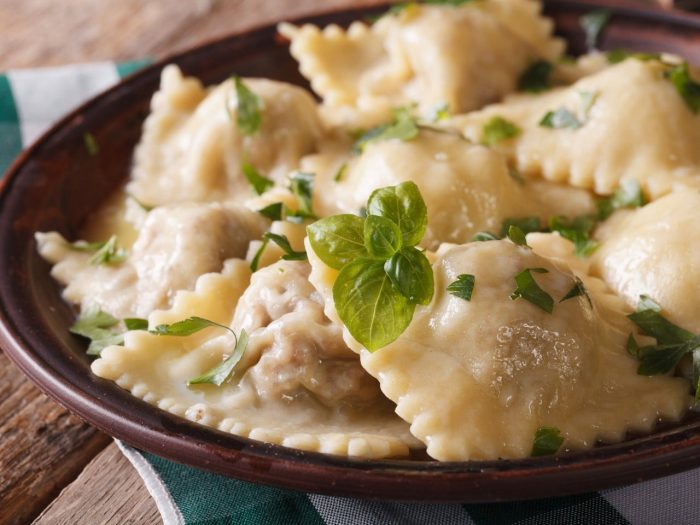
<box><xmin>2</xmin><ymin>61</ymin><xmax>699</xmax><ymax>525</ymax></box>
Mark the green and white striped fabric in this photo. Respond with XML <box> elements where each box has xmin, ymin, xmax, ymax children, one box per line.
<box><xmin>2</xmin><ymin>61</ymin><xmax>699</xmax><ymax>525</ymax></box>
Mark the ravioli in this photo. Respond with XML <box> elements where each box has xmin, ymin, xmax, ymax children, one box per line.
<box><xmin>92</xmin><ymin>260</ymin><xmax>419</xmax><ymax>458</ymax></box>
<box><xmin>128</xmin><ymin>65</ymin><xmax>324</xmax><ymax>206</ymax></box>
<box><xmin>280</xmin><ymin>0</ymin><xmax>563</xmax><ymax>128</ymax></box>
<box><xmin>457</xmin><ymin>59</ymin><xmax>700</xmax><ymax>198</ymax></box>
<box><xmin>307</xmin><ymin>129</ymin><xmax>594</xmax><ymax>249</ymax></box>
<box><xmin>308</xmin><ymin>239</ymin><xmax>689</xmax><ymax>460</ymax></box>
<box><xmin>590</xmin><ymin>190</ymin><xmax>700</xmax><ymax>333</ymax></box>
<box><xmin>36</xmin><ymin>202</ymin><xmax>266</xmax><ymax>318</ymax></box>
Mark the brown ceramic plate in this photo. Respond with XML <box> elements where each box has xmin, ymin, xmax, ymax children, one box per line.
<box><xmin>2</xmin><ymin>0</ymin><xmax>700</xmax><ymax>503</ymax></box>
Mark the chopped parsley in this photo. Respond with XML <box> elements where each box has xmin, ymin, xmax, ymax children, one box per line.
<box><xmin>518</xmin><ymin>60</ymin><xmax>552</xmax><ymax>93</ymax></box>
<box><xmin>257</xmin><ymin>202</ymin><xmax>283</xmax><ymax>221</ymax></box>
<box><xmin>288</xmin><ymin>171</ymin><xmax>317</xmax><ymax>222</ymax></box>
<box><xmin>540</xmin><ymin>91</ymin><xmax>599</xmax><ymax>130</ymax></box>
<box><xmin>580</xmin><ymin>9</ymin><xmax>611</xmax><ymax>51</ymax></box>
<box><xmin>560</xmin><ymin>277</ymin><xmax>591</xmax><ymax>307</ymax></box>
<box><xmin>70</xmin><ymin>306</ymin><xmax>146</xmax><ymax>356</ymax></box>
<box><xmin>354</xmin><ymin>106</ymin><xmax>419</xmax><ymax>152</ymax></box>
<box><xmin>510</xmin><ymin>268</ymin><xmax>554</xmax><ymax>314</ymax></box>
<box><xmin>68</xmin><ymin>235</ymin><xmax>127</xmax><ymax>265</ymax></box>
<box><xmin>596</xmin><ymin>179</ymin><xmax>646</xmax><ymax>220</ymax></box>
<box><xmin>250</xmin><ymin>232</ymin><xmax>308</xmax><ymax>272</ymax></box>
<box><xmin>241</xmin><ymin>160</ymin><xmax>274</xmax><ymax>195</ymax></box>
<box><xmin>232</xmin><ymin>76</ymin><xmax>263</xmax><ymax>135</ymax></box>
<box><xmin>506</xmin><ymin>225</ymin><xmax>528</xmax><ymax>247</ymax></box>
<box><xmin>531</xmin><ymin>426</ymin><xmax>564</xmax><ymax>456</ymax></box>
<box><xmin>548</xmin><ymin>215</ymin><xmax>599</xmax><ymax>258</ymax></box>
<box><xmin>481</xmin><ymin>116</ymin><xmax>521</xmax><ymax>146</ymax></box>
<box><xmin>446</xmin><ymin>274</ymin><xmax>476</xmax><ymax>302</ymax></box>
<box><xmin>665</xmin><ymin>62</ymin><xmax>700</xmax><ymax>114</ymax></box>
<box><xmin>188</xmin><ymin>329</ymin><xmax>249</xmax><ymax>386</ymax></box>
<box><xmin>500</xmin><ymin>217</ymin><xmax>541</xmax><ymax>237</ymax></box>
<box><xmin>471</xmin><ymin>231</ymin><xmax>499</xmax><ymax>242</ymax></box>
<box><xmin>333</xmin><ymin>162</ymin><xmax>348</xmax><ymax>182</ymax></box>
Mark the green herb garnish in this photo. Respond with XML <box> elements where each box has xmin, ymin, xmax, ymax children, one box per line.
<box><xmin>446</xmin><ymin>274</ymin><xmax>476</xmax><ymax>302</ymax></box>
<box><xmin>580</xmin><ymin>9</ymin><xmax>611</xmax><ymax>51</ymax></box>
<box><xmin>70</xmin><ymin>306</ymin><xmax>123</xmax><ymax>356</ymax></box>
<box><xmin>500</xmin><ymin>217</ymin><xmax>541</xmax><ymax>237</ymax></box>
<box><xmin>510</xmin><ymin>268</ymin><xmax>554</xmax><ymax>314</ymax></box>
<box><xmin>518</xmin><ymin>60</ymin><xmax>552</xmax><ymax>93</ymax></box>
<box><xmin>68</xmin><ymin>235</ymin><xmax>127</xmax><ymax>265</ymax></box>
<box><xmin>531</xmin><ymin>426</ymin><xmax>564</xmax><ymax>456</ymax></box>
<box><xmin>596</xmin><ymin>179</ymin><xmax>646</xmax><ymax>220</ymax></box>
<box><xmin>124</xmin><ymin>318</ymin><xmax>149</xmax><ymax>331</ymax></box>
<box><xmin>288</xmin><ymin>171</ymin><xmax>317</xmax><ymax>221</ymax></box>
<box><xmin>241</xmin><ymin>160</ymin><xmax>274</xmax><ymax>195</ymax></box>
<box><xmin>665</xmin><ymin>62</ymin><xmax>700</xmax><ymax>114</ymax></box>
<box><xmin>233</xmin><ymin>76</ymin><xmax>263</xmax><ymax>135</ymax></box>
<box><xmin>354</xmin><ymin>106</ymin><xmax>419</xmax><ymax>152</ymax></box>
<box><xmin>83</xmin><ymin>132</ymin><xmax>99</xmax><ymax>156</ymax></box>
<box><xmin>187</xmin><ymin>329</ymin><xmax>249</xmax><ymax>387</ymax></box>
<box><xmin>309</xmin><ymin>181</ymin><xmax>433</xmax><ymax>351</ymax></box>
<box><xmin>257</xmin><ymin>202</ymin><xmax>283</xmax><ymax>221</ymax></box>
<box><xmin>482</xmin><ymin>116</ymin><xmax>521</xmax><ymax>146</ymax></box>
<box><xmin>540</xmin><ymin>107</ymin><xmax>582</xmax><ymax>130</ymax></box>
<box><xmin>471</xmin><ymin>231</ymin><xmax>499</xmax><ymax>242</ymax></box>
<box><xmin>548</xmin><ymin>215</ymin><xmax>599</xmax><ymax>258</ymax></box>
<box><xmin>506</xmin><ymin>225</ymin><xmax>528</xmax><ymax>247</ymax></box>
<box><xmin>560</xmin><ymin>277</ymin><xmax>591</xmax><ymax>306</ymax></box>
<box><xmin>334</xmin><ymin>162</ymin><xmax>348</xmax><ymax>182</ymax></box>
<box><xmin>427</xmin><ymin>101</ymin><xmax>451</xmax><ymax>122</ymax></box>
<box><xmin>606</xmin><ymin>49</ymin><xmax>660</xmax><ymax>65</ymax></box>
<box><xmin>250</xmin><ymin>232</ymin><xmax>307</xmax><ymax>271</ymax></box>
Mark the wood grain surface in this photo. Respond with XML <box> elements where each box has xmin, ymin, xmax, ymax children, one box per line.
<box><xmin>0</xmin><ymin>0</ymin><xmax>687</xmax><ymax>524</ymax></box>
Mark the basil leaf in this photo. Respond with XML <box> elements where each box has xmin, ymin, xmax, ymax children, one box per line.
<box><xmin>482</xmin><ymin>116</ymin><xmax>521</xmax><ymax>146</ymax></box>
<box><xmin>150</xmin><ymin>316</ymin><xmax>231</xmax><ymax>337</ymax></box>
<box><xmin>83</xmin><ymin>132</ymin><xmax>99</xmax><ymax>156</ymax></box>
<box><xmin>384</xmin><ymin>247</ymin><xmax>434</xmax><ymax>305</ymax></box>
<box><xmin>333</xmin><ymin>258</ymin><xmax>415</xmax><ymax>352</ymax></box>
<box><xmin>627</xmin><ymin>295</ymin><xmax>694</xmax><ymax>345</ymax></box>
<box><xmin>446</xmin><ymin>274</ymin><xmax>476</xmax><ymax>302</ymax></box>
<box><xmin>518</xmin><ymin>60</ymin><xmax>552</xmax><ymax>93</ymax></box>
<box><xmin>548</xmin><ymin>215</ymin><xmax>599</xmax><ymax>258</ymax></box>
<box><xmin>506</xmin><ymin>225</ymin><xmax>528</xmax><ymax>247</ymax></box>
<box><xmin>472</xmin><ymin>231</ymin><xmax>499</xmax><ymax>242</ymax></box>
<box><xmin>333</xmin><ymin>162</ymin><xmax>348</xmax><ymax>182</ymax></box>
<box><xmin>580</xmin><ymin>9</ymin><xmax>611</xmax><ymax>51</ymax></box>
<box><xmin>511</xmin><ymin>268</ymin><xmax>554</xmax><ymax>314</ymax></box>
<box><xmin>257</xmin><ymin>202</ymin><xmax>283</xmax><ymax>221</ymax></box>
<box><xmin>596</xmin><ymin>179</ymin><xmax>646</xmax><ymax>220</ymax></box>
<box><xmin>500</xmin><ymin>217</ymin><xmax>541</xmax><ymax>237</ymax></box>
<box><xmin>307</xmin><ymin>215</ymin><xmax>368</xmax><ymax>270</ymax></box>
<box><xmin>531</xmin><ymin>426</ymin><xmax>564</xmax><ymax>456</ymax></box>
<box><xmin>637</xmin><ymin>338</ymin><xmax>700</xmax><ymax>375</ymax></box>
<box><xmin>263</xmin><ymin>232</ymin><xmax>307</xmax><ymax>261</ymax></box>
<box><xmin>241</xmin><ymin>160</ymin><xmax>274</xmax><ymax>195</ymax></box>
<box><xmin>124</xmin><ymin>318</ymin><xmax>148</xmax><ymax>331</ymax></box>
<box><xmin>665</xmin><ymin>62</ymin><xmax>700</xmax><ymax>114</ymax></box>
<box><xmin>364</xmin><ymin>215</ymin><xmax>402</xmax><ymax>258</ymax></box>
<box><xmin>540</xmin><ymin>108</ymin><xmax>582</xmax><ymax>130</ymax></box>
<box><xmin>289</xmin><ymin>171</ymin><xmax>316</xmax><ymax>218</ymax></box>
<box><xmin>69</xmin><ymin>305</ymin><xmax>123</xmax><ymax>356</ymax></box>
<box><xmin>233</xmin><ymin>76</ymin><xmax>263</xmax><ymax>135</ymax></box>
<box><xmin>367</xmin><ymin>181</ymin><xmax>427</xmax><ymax>247</ymax></box>
<box><xmin>188</xmin><ymin>329</ymin><xmax>249</xmax><ymax>386</ymax></box>
<box><xmin>560</xmin><ymin>277</ymin><xmax>591</xmax><ymax>307</ymax></box>
<box><xmin>355</xmin><ymin>106</ymin><xmax>419</xmax><ymax>152</ymax></box>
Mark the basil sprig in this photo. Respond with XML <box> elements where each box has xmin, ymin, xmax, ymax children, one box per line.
<box><xmin>531</xmin><ymin>426</ymin><xmax>564</xmax><ymax>456</ymax></box>
<box><xmin>67</xmin><ymin>235</ymin><xmax>127</xmax><ymax>265</ymax></box>
<box><xmin>626</xmin><ymin>296</ymin><xmax>700</xmax><ymax>382</ymax></box>
<box><xmin>580</xmin><ymin>9</ymin><xmax>611</xmax><ymax>51</ymax></box>
<box><xmin>232</xmin><ymin>76</ymin><xmax>263</xmax><ymax>135</ymax></box>
<box><xmin>481</xmin><ymin>116</ymin><xmax>521</xmax><ymax>146</ymax></box>
<box><xmin>308</xmin><ymin>181</ymin><xmax>433</xmax><ymax>351</ymax></box>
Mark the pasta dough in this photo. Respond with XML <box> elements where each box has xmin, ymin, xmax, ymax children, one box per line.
<box><xmin>590</xmin><ymin>190</ymin><xmax>700</xmax><ymax>333</ymax></box>
<box><xmin>307</xmin><ymin>238</ymin><xmax>689</xmax><ymax>460</ymax></box>
<box><xmin>280</xmin><ymin>0</ymin><xmax>563</xmax><ymax>127</ymax></box>
<box><xmin>457</xmin><ymin>59</ymin><xmax>700</xmax><ymax>198</ymax></box>
<box><xmin>92</xmin><ymin>260</ymin><xmax>419</xmax><ymax>458</ymax></box>
<box><xmin>128</xmin><ymin>65</ymin><xmax>325</xmax><ymax>206</ymax></box>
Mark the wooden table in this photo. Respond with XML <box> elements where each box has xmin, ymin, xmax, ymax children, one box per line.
<box><xmin>0</xmin><ymin>0</ymin><xmax>689</xmax><ymax>524</ymax></box>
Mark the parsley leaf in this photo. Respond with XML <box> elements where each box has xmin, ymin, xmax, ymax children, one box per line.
<box><xmin>266</xmin><ymin>232</ymin><xmax>307</xmax><ymax>261</ymax></box>
<box><xmin>68</xmin><ymin>236</ymin><xmax>127</xmax><ymax>266</ymax></box>
<box><xmin>333</xmin><ymin>162</ymin><xmax>348</xmax><ymax>182</ymax></box>
<box><xmin>83</xmin><ymin>132</ymin><xmax>99</xmax><ymax>156</ymax></box>
<box><xmin>596</xmin><ymin>180</ymin><xmax>646</xmax><ymax>220</ymax></box>
<box><xmin>506</xmin><ymin>225</ymin><xmax>528</xmax><ymax>247</ymax></box>
<box><xmin>69</xmin><ymin>306</ymin><xmax>123</xmax><ymax>356</ymax></box>
<box><xmin>188</xmin><ymin>329</ymin><xmax>249</xmax><ymax>386</ymax></box>
<box><xmin>531</xmin><ymin>426</ymin><xmax>564</xmax><ymax>456</ymax></box>
<box><xmin>447</xmin><ymin>274</ymin><xmax>476</xmax><ymax>302</ymax></box>
<box><xmin>308</xmin><ymin>214</ymin><xmax>368</xmax><ymax>270</ymax></box>
<box><xmin>257</xmin><ymin>202</ymin><xmax>283</xmax><ymax>221</ymax></box>
<box><xmin>500</xmin><ymin>217</ymin><xmax>541</xmax><ymax>237</ymax></box>
<box><xmin>232</xmin><ymin>76</ymin><xmax>263</xmax><ymax>135</ymax></box>
<box><xmin>580</xmin><ymin>9</ymin><xmax>611</xmax><ymax>51</ymax></box>
<box><xmin>518</xmin><ymin>60</ymin><xmax>552</xmax><ymax>93</ymax></box>
<box><xmin>540</xmin><ymin>107</ymin><xmax>582</xmax><ymax>130</ymax></box>
<box><xmin>123</xmin><ymin>318</ymin><xmax>148</xmax><ymax>331</ymax></box>
<box><xmin>150</xmin><ymin>316</ymin><xmax>231</xmax><ymax>337</ymax></box>
<box><xmin>241</xmin><ymin>160</ymin><xmax>274</xmax><ymax>195</ymax></box>
<box><xmin>560</xmin><ymin>277</ymin><xmax>592</xmax><ymax>307</ymax></box>
<box><xmin>471</xmin><ymin>231</ymin><xmax>499</xmax><ymax>242</ymax></box>
<box><xmin>628</xmin><ymin>295</ymin><xmax>694</xmax><ymax>345</ymax></box>
<box><xmin>665</xmin><ymin>62</ymin><xmax>700</xmax><ymax>114</ymax></box>
<box><xmin>548</xmin><ymin>215</ymin><xmax>599</xmax><ymax>258</ymax></box>
<box><xmin>288</xmin><ymin>171</ymin><xmax>317</xmax><ymax>221</ymax></box>
<box><xmin>511</xmin><ymin>268</ymin><xmax>554</xmax><ymax>314</ymax></box>
<box><xmin>482</xmin><ymin>116</ymin><xmax>521</xmax><ymax>146</ymax></box>
<box><xmin>354</xmin><ymin>106</ymin><xmax>419</xmax><ymax>152</ymax></box>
